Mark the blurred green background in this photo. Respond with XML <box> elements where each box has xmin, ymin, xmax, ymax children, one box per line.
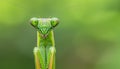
<box><xmin>0</xmin><ymin>0</ymin><xmax>120</xmax><ymax>69</ymax></box>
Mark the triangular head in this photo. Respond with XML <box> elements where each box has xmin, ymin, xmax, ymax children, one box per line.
<box><xmin>30</xmin><ymin>17</ymin><xmax>59</xmax><ymax>37</ymax></box>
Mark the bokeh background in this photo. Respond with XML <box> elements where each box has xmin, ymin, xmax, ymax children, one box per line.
<box><xmin>0</xmin><ymin>0</ymin><xmax>120</xmax><ymax>69</ymax></box>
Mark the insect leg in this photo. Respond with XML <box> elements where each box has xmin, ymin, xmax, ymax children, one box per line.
<box><xmin>34</xmin><ymin>47</ymin><xmax>46</xmax><ymax>69</ymax></box>
<box><xmin>46</xmin><ymin>46</ymin><xmax>56</xmax><ymax>69</ymax></box>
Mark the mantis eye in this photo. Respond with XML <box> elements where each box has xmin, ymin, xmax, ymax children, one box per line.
<box><xmin>51</xmin><ymin>18</ymin><xmax>59</xmax><ymax>28</ymax></box>
<box><xmin>30</xmin><ymin>17</ymin><xmax>38</xmax><ymax>28</ymax></box>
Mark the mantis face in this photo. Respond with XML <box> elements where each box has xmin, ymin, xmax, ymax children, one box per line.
<box><xmin>30</xmin><ymin>17</ymin><xmax>59</xmax><ymax>37</ymax></box>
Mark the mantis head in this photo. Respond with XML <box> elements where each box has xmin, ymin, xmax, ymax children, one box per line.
<box><xmin>30</xmin><ymin>17</ymin><xmax>59</xmax><ymax>36</ymax></box>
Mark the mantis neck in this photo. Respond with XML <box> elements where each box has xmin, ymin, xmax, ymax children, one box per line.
<box><xmin>37</xmin><ymin>30</ymin><xmax>55</xmax><ymax>47</ymax></box>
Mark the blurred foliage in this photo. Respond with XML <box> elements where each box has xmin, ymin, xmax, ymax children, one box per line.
<box><xmin>0</xmin><ymin>0</ymin><xmax>120</xmax><ymax>69</ymax></box>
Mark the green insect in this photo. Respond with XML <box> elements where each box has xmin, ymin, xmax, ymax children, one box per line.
<box><xmin>30</xmin><ymin>17</ymin><xmax>59</xmax><ymax>69</ymax></box>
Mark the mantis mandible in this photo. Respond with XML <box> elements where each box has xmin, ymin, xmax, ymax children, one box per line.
<box><xmin>30</xmin><ymin>17</ymin><xmax>59</xmax><ymax>69</ymax></box>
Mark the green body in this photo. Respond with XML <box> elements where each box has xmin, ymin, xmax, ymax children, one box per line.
<box><xmin>30</xmin><ymin>17</ymin><xmax>59</xmax><ymax>69</ymax></box>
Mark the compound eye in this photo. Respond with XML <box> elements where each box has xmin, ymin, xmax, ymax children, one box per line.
<box><xmin>51</xmin><ymin>18</ymin><xmax>59</xmax><ymax>28</ymax></box>
<box><xmin>30</xmin><ymin>17</ymin><xmax>38</xmax><ymax>28</ymax></box>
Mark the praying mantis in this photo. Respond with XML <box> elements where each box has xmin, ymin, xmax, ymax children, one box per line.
<box><xmin>30</xmin><ymin>17</ymin><xmax>59</xmax><ymax>69</ymax></box>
